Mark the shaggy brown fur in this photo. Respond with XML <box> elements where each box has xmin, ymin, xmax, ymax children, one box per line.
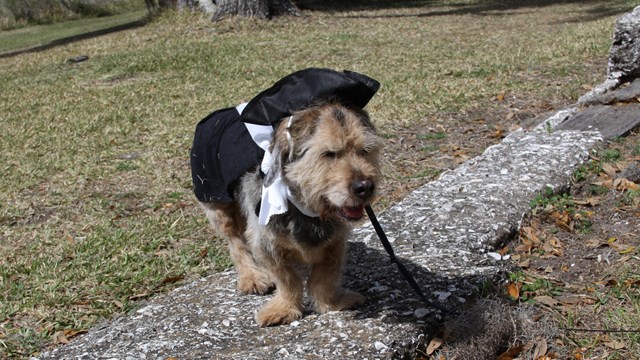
<box><xmin>201</xmin><ymin>102</ymin><xmax>382</xmax><ymax>327</ymax></box>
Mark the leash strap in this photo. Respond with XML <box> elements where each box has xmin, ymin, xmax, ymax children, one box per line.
<box><xmin>364</xmin><ymin>205</ymin><xmax>450</xmax><ymax>314</ymax></box>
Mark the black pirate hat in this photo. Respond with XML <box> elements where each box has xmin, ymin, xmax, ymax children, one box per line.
<box><xmin>239</xmin><ymin>68</ymin><xmax>380</xmax><ymax>126</ymax></box>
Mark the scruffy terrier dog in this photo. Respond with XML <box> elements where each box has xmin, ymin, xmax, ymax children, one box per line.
<box><xmin>201</xmin><ymin>102</ymin><xmax>381</xmax><ymax>326</ymax></box>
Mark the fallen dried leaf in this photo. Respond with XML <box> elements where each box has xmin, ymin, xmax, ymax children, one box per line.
<box><xmin>534</xmin><ymin>295</ymin><xmax>558</xmax><ymax>307</ymax></box>
<box><xmin>52</xmin><ymin>331</ymin><xmax>70</xmax><ymax>345</ymax></box>
<box><xmin>129</xmin><ymin>292</ymin><xmax>151</xmax><ymax>301</ymax></box>
<box><xmin>548</xmin><ymin>237</ymin><xmax>562</xmax><ymax>248</ymax></box>
<box><xmin>624</xmin><ymin>278</ymin><xmax>640</xmax><ymax>287</ymax></box>
<box><xmin>607</xmin><ymin>239</ymin><xmax>636</xmax><ymax>254</ymax></box>
<box><xmin>515</xmin><ymin>243</ymin><xmax>531</xmax><ymax>253</ymax></box>
<box><xmin>601</xmin><ymin>163</ymin><xmax>618</xmax><ymax>178</ymax></box>
<box><xmin>613</xmin><ymin>177</ymin><xmax>639</xmax><ymax>191</ymax></box>
<box><xmin>426</xmin><ymin>327</ymin><xmax>452</xmax><ymax>355</ymax></box>
<box><xmin>518</xmin><ymin>258</ymin><xmax>531</xmax><ymax>268</ymax></box>
<box><xmin>551</xmin><ymin>211</ymin><xmax>573</xmax><ymax>232</ymax></box>
<box><xmin>532</xmin><ymin>338</ymin><xmax>548</xmax><ymax>359</ymax></box>
<box><xmin>592</xmin><ymin>179</ymin><xmax>613</xmax><ymax>189</ymax></box>
<box><xmin>615</xmin><ymin>244</ymin><xmax>635</xmax><ymax>254</ymax></box>
<box><xmin>160</xmin><ymin>275</ymin><xmax>184</xmax><ymax>286</ymax></box>
<box><xmin>521</xmin><ymin>226</ymin><xmax>540</xmax><ymax>246</ymax></box>
<box><xmin>426</xmin><ymin>336</ymin><xmax>443</xmax><ymax>355</ymax></box>
<box><xmin>62</xmin><ymin>329</ymin><xmax>86</xmax><ymax>339</ymax></box>
<box><xmin>573</xmin><ymin>197</ymin><xmax>602</xmax><ymax>206</ymax></box>
<box><xmin>556</xmin><ymin>294</ymin><xmax>584</xmax><ymax>305</ymax></box>
<box><xmin>604</xmin><ymin>340</ymin><xmax>625</xmax><ymax>350</ymax></box>
<box><xmin>585</xmin><ymin>238</ymin><xmax>604</xmax><ymax>249</ymax></box>
<box><xmin>497</xmin><ymin>343</ymin><xmax>524</xmax><ymax>360</ymax></box>
<box><xmin>506</xmin><ymin>282</ymin><xmax>520</xmax><ymax>300</ymax></box>
<box><xmin>605</xmin><ymin>279</ymin><xmax>619</xmax><ymax>287</ymax></box>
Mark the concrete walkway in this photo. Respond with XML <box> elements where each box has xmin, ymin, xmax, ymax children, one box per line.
<box><xmin>36</xmin><ymin>110</ymin><xmax>612</xmax><ymax>359</ymax></box>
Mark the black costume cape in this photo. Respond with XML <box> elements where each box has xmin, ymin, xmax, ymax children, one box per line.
<box><xmin>190</xmin><ymin>68</ymin><xmax>380</xmax><ymax>203</ymax></box>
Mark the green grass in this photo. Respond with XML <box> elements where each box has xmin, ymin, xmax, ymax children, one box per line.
<box><xmin>565</xmin><ymin>266</ymin><xmax>640</xmax><ymax>359</ymax></box>
<box><xmin>404</xmin><ymin>167</ymin><xmax>441</xmax><ymax>180</ymax></box>
<box><xmin>417</xmin><ymin>132</ymin><xmax>447</xmax><ymax>141</ymax></box>
<box><xmin>0</xmin><ymin>1</ymin><xmax>638</xmax><ymax>358</ymax></box>
<box><xmin>600</xmin><ymin>148</ymin><xmax>622</xmax><ymax>162</ymax></box>
<box><xmin>529</xmin><ymin>186</ymin><xmax>575</xmax><ymax>211</ymax></box>
<box><xmin>0</xmin><ymin>9</ymin><xmax>148</xmax><ymax>53</ymax></box>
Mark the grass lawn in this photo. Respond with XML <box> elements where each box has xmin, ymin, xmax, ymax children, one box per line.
<box><xmin>1</xmin><ymin>0</ymin><xmax>638</xmax><ymax>358</ymax></box>
<box><xmin>0</xmin><ymin>10</ymin><xmax>148</xmax><ymax>54</ymax></box>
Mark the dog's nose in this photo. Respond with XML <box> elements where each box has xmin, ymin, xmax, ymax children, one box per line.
<box><xmin>352</xmin><ymin>179</ymin><xmax>375</xmax><ymax>199</ymax></box>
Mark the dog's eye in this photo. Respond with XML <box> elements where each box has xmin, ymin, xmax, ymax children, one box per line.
<box><xmin>323</xmin><ymin>151</ymin><xmax>338</xmax><ymax>159</ymax></box>
<box><xmin>359</xmin><ymin>147</ymin><xmax>375</xmax><ymax>156</ymax></box>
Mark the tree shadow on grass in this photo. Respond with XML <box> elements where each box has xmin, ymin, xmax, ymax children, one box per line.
<box><xmin>0</xmin><ymin>15</ymin><xmax>151</xmax><ymax>59</ymax></box>
<box><xmin>298</xmin><ymin>0</ymin><xmax>634</xmax><ymax>22</ymax></box>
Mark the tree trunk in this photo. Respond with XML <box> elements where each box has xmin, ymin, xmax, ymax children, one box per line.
<box><xmin>210</xmin><ymin>0</ymin><xmax>300</xmax><ymax>21</ymax></box>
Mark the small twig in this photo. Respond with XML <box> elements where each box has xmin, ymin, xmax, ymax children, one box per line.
<box><xmin>563</xmin><ymin>328</ymin><xmax>640</xmax><ymax>333</ymax></box>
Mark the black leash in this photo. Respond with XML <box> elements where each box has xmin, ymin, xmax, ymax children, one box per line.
<box><xmin>365</xmin><ymin>205</ymin><xmax>451</xmax><ymax>314</ymax></box>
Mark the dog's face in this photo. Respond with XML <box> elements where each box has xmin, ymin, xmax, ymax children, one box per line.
<box><xmin>269</xmin><ymin>103</ymin><xmax>382</xmax><ymax>222</ymax></box>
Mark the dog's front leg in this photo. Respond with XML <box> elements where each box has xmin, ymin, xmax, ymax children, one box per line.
<box><xmin>203</xmin><ymin>202</ymin><xmax>274</xmax><ymax>295</ymax></box>
<box><xmin>255</xmin><ymin>245</ymin><xmax>304</xmax><ymax>327</ymax></box>
<box><xmin>308</xmin><ymin>238</ymin><xmax>365</xmax><ymax>314</ymax></box>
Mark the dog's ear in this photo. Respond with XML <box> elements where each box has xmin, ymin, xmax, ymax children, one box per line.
<box><xmin>264</xmin><ymin>115</ymin><xmax>301</xmax><ymax>186</ymax></box>
<box><xmin>265</xmin><ymin>112</ymin><xmax>317</xmax><ymax>185</ymax></box>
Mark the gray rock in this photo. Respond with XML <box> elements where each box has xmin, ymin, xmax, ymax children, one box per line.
<box><xmin>579</xmin><ymin>78</ymin><xmax>640</xmax><ymax>106</ymax></box>
<box><xmin>609</xmin><ymin>5</ymin><xmax>640</xmax><ymax>80</ymax></box>
<box><xmin>578</xmin><ymin>5</ymin><xmax>640</xmax><ymax>104</ymax></box>
<box><xmin>619</xmin><ymin>161</ymin><xmax>640</xmax><ymax>183</ymax></box>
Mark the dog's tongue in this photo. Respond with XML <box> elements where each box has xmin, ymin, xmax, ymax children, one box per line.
<box><xmin>341</xmin><ymin>205</ymin><xmax>364</xmax><ymax>220</ymax></box>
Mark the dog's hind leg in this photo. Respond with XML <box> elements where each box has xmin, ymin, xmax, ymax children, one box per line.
<box><xmin>202</xmin><ymin>202</ymin><xmax>274</xmax><ymax>295</ymax></box>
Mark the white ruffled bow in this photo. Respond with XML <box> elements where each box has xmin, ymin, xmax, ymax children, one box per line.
<box><xmin>238</xmin><ymin>103</ymin><xmax>319</xmax><ymax>225</ymax></box>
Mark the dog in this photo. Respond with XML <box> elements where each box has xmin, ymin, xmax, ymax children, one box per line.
<box><xmin>191</xmin><ymin>69</ymin><xmax>381</xmax><ymax>326</ymax></box>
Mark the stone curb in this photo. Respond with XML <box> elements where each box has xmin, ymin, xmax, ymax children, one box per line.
<box><xmin>35</xmin><ymin>116</ymin><xmax>604</xmax><ymax>360</ymax></box>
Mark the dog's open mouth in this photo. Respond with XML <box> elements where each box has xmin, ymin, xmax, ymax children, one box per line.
<box><xmin>338</xmin><ymin>205</ymin><xmax>365</xmax><ymax>221</ymax></box>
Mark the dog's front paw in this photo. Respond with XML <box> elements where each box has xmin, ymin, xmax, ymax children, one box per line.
<box><xmin>256</xmin><ymin>299</ymin><xmax>303</xmax><ymax>327</ymax></box>
<box><xmin>313</xmin><ymin>289</ymin><xmax>365</xmax><ymax>314</ymax></box>
<box><xmin>237</xmin><ymin>272</ymin><xmax>274</xmax><ymax>295</ymax></box>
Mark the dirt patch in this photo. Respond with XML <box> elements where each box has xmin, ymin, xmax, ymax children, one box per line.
<box><xmin>375</xmin><ymin>88</ymin><xmax>590</xmax><ymax>208</ymax></box>
<box><xmin>502</xmin><ymin>130</ymin><xmax>640</xmax><ymax>359</ymax></box>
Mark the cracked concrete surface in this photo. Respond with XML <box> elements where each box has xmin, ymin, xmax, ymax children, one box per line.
<box><xmin>35</xmin><ymin>117</ymin><xmax>604</xmax><ymax>360</ymax></box>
